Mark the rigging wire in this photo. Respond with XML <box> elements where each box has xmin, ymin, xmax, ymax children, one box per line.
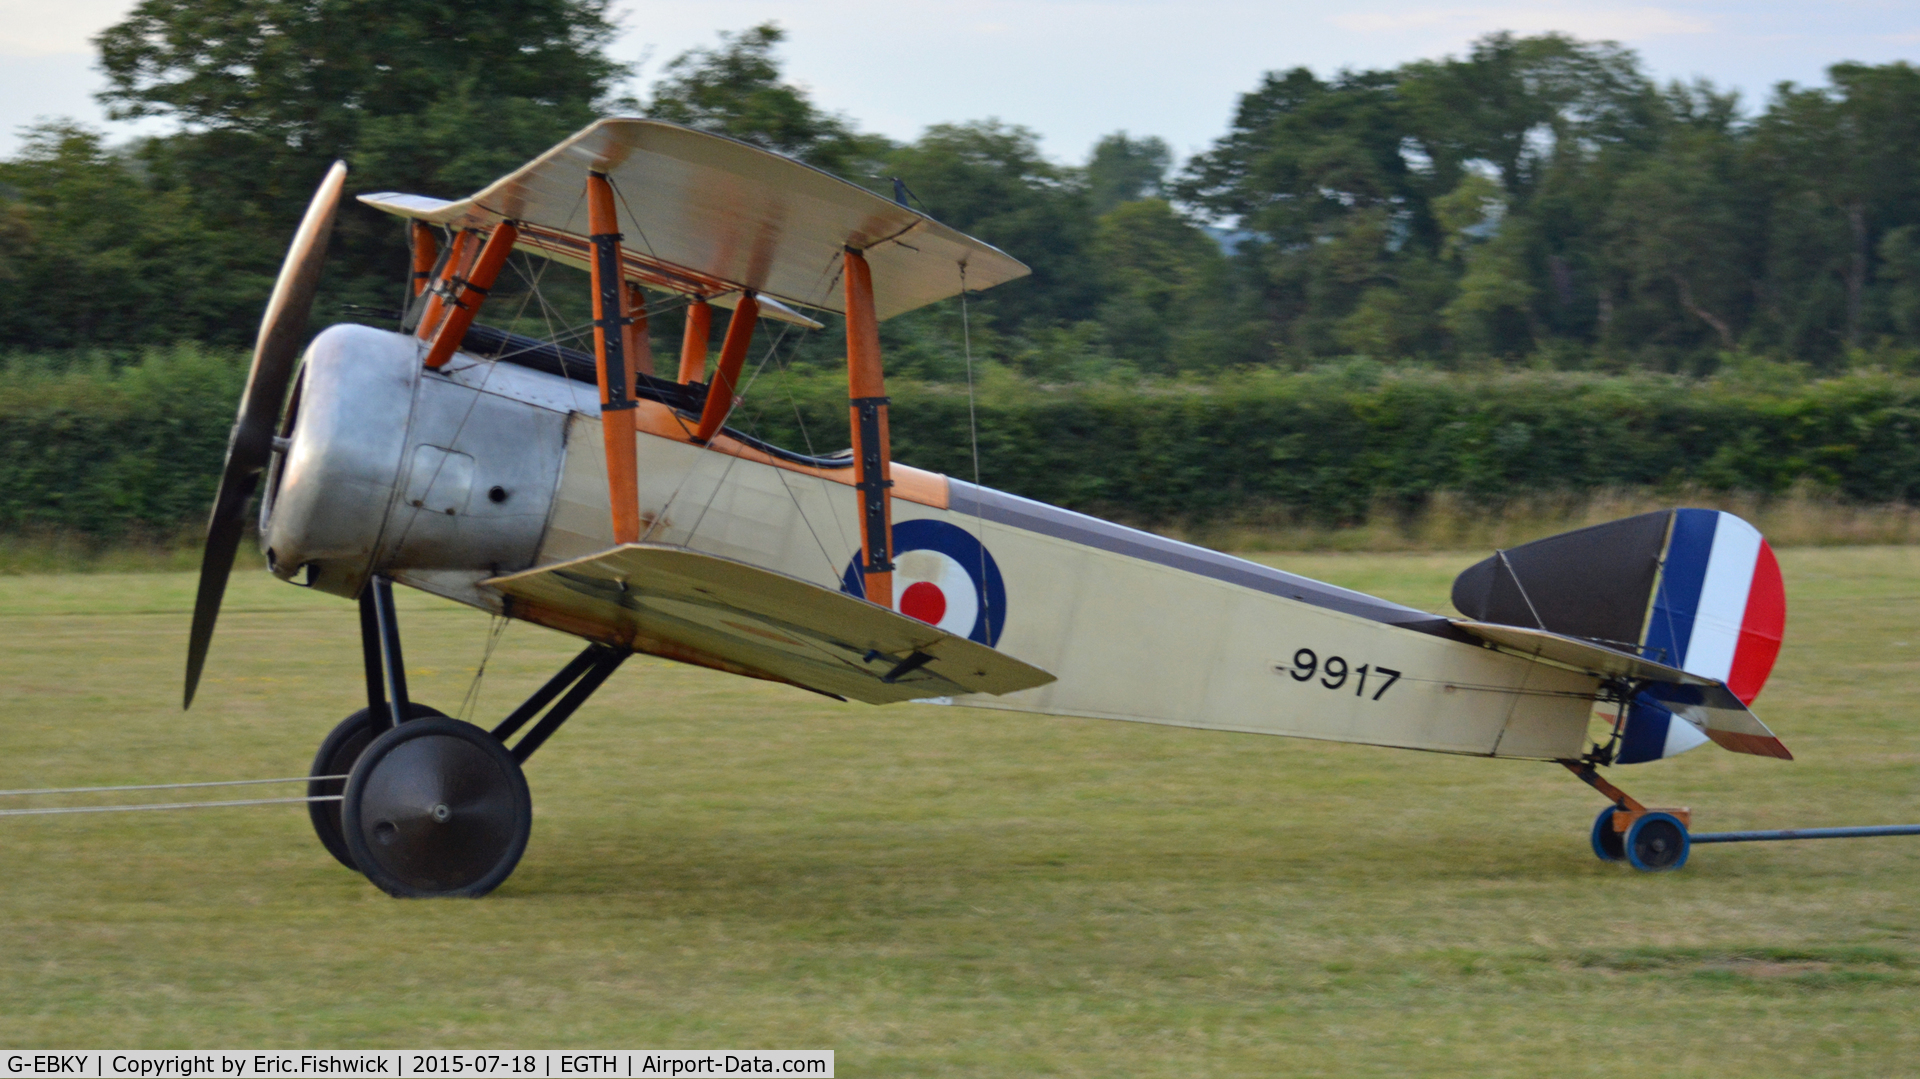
<box><xmin>728</xmin><ymin>390</ymin><xmax>846</xmax><ymax>581</ymax></box>
<box><xmin>960</xmin><ymin>262</ymin><xmax>992</xmax><ymax>634</ymax></box>
<box><xmin>676</xmin><ymin>248</ymin><xmax>850</xmax><ymax>552</ymax></box>
<box><xmin>457</xmin><ymin>614</ymin><xmax>511</xmax><ymax>722</ymax></box>
<box><xmin>606</xmin><ymin>176</ymin><xmax>662</xmax><ymax>262</ymax></box>
<box><xmin>677</xmin><ymin>320</ymin><xmax>799</xmax><ymax>546</ymax></box>
<box><xmin>644</xmin><ymin>250</ymin><xmax>847</xmax><ymax>557</ymax></box>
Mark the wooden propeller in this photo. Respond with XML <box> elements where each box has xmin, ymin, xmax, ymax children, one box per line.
<box><xmin>184</xmin><ymin>161</ymin><xmax>347</xmax><ymax>709</ymax></box>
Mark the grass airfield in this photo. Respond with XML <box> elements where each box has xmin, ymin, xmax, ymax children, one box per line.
<box><xmin>1</xmin><ymin>549</ymin><xmax>1917</xmax><ymax>1074</ymax></box>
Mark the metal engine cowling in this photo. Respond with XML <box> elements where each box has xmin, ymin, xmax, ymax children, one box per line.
<box><xmin>260</xmin><ymin>323</ymin><xmax>568</xmax><ymax>602</ymax></box>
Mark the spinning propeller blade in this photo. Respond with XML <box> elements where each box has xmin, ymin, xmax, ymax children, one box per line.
<box><xmin>185</xmin><ymin>161</ymin><xmax>348</xmax><ymax>709</ymax></box>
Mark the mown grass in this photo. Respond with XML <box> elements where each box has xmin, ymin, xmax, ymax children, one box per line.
<box><xmin>1</xmin><ymin>549</ymin><xmax>1917</xmax><ymax>1074</ymax></box>
<box><xmin>0</xmin><ymin>527</ymin><xmax>202</xmax><ymax>575</ymax></box>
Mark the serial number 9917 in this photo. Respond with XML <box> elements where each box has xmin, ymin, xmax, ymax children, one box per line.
<box><xmin>1277</xmin><ymin>649</ymin><xmax>1401</xmax><ymax>700</ymax></box>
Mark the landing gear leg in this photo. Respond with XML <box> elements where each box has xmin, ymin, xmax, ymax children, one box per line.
<box><xmin>338</xmin><ymin>640</ymin><xmax>628</xmax><ymax>897</ymax></box>
<box><xmin>1559</xmin><ymin>760</ymin><xmax>1692</xmax><ymax>873</ymax></box>
<box><xmin>306</xmin><ymin>580</ymin><xmax>445</xmax><ymax>868</ymax></box>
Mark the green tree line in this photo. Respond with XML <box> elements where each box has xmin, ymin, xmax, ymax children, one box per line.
<box><xmin>5</xmin><ymin>3</ymin><xmax>1920</xmax><ymax>539</ymax></box>
<box><xmin>5</xmin><ymin>6</ymin><xmax>1920</xmax><ymax>376</ymax></box>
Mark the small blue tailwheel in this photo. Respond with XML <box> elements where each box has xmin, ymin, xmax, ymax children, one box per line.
<box><xmin>1590</xmin><ymin>806</ymin><xmax>1626</xmax><ymax>862</ymax></box>
<box><xmin>1625</xmin><ymin>811</ymin><xmax>1690</xmax><ymax>872</ymax></box>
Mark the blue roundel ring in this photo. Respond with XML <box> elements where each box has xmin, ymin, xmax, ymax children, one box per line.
<box><xmin>841</xmin><ymin>519</ymin><xmax>1007</xmax><ymax>646</ymax></box>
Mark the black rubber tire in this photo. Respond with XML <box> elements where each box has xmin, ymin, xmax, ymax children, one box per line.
<box><xmin>341</xmin><ymin>717</ymin><xmax>531</xmax><ymax>898</ymax></box>
<box><xmin>1590</xmin><ymin>805</ymin><xmax>1626</xmax><ymax>862</ymax></box>
<box><xmin>308</xmin><ymin>703</ymin><xmax>446</xmax><ymax>870</ymax></box>
<box><xmin>1626</xmin><ymin>811</ymin><xmax>1691</xmax><ymax>872</ymax></box>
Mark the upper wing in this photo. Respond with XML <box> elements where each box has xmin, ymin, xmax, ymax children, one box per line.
<box><xmin>486</xmin><ymin>543</ymin><xmax>1055</xmax><ymax>705</ymax></box>
<box><xmin>358</xmin><ymin>119</ymin><xmax>1030</xmax><ymax>321</ymax></box>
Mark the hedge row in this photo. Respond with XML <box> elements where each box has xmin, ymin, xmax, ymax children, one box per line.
<box><xmin>7</xmin><ymin>347</ymin><xmax>1920</xmax><ymax>536</ymax></box>
<box><xmin>746</xmin><ymin>366</ymin><xmax>1920</xmax><ymax>524</ymax></box>
<box><xmin>0</xmin><ymin>347</ymin><xmax>247</xmax><ymax>536</ymax></box>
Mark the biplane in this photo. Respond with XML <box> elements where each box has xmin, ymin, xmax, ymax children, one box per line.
<box><xmin>186</xmin><ymin>118</ymin><xmax>1795</xmax><ymax>897</ymax></box>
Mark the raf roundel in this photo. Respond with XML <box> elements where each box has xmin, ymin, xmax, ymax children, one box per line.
<box><xmin>842</xmin><ymin>519</ymin><xmax>1008</xmax><ymax>646</ymax></box>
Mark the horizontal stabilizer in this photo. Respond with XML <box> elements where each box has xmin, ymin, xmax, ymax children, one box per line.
<box><xmin>486</xmin><ymin>544</ymin><xmax>1055</xmax><ymax>704</ymax></box>
<box><xmin>1452</xmin><ymin>620</ymin><xmax>1710</xmax><ymax>685</ymax></box>
<box><xmin>1452</xmin><ymin>620</ymin><xmax>1791</xmax><ymax>762</ymax></box>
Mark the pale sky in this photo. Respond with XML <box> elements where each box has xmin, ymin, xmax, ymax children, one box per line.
<box><xmin>2</xmin><ymin>0</ymin><xmax>1916</xmax><ymax>168</ymax></box>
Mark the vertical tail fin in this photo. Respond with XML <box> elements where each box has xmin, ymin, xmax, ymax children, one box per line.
<box><xmin>1452</xmin><ymin>508</ymin><xmax>1789</xmax><ymax>763</ymax></box>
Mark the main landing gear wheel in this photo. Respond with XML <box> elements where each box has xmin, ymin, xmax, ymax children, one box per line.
<box><xmin>341</xmin><ymin>716</ymin><xmax>532</xmax><ymax>898</ymax></box>
<box><xmin>308</xmin><ymin>703</ymin><xmax>447</xmax><ymax>870</ymax></box>
<box><xmin>1625</xmin><ymin>811</ymin><xmax>1690</xmax><ymax>872</ymax></box>
<box><xmin>1589</xmin><ymin>806</ymin><xmax>1626</xmax><ymax>862</ymax></box>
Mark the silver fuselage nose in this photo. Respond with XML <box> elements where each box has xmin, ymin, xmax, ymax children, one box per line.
<box><xmin>260</xmin><ymin>323</ymin><xmax>571</xmax><ymax>603</ymax></box>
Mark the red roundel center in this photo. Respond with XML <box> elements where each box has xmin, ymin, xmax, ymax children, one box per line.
<box><xmin>899</xmin><ymin>581</ymin><xmax>947</xmax><ymax>626</ymax></box>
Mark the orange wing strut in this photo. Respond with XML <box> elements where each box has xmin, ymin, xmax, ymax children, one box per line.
<box><xmin>692</xmin><ymin>293</ymin><xmax>757</xmax><ymax>443</ymax></box>
<box><xmin>844</xmin><ymin>248</ymin><xmax>893</xmax><ymax>609</ymax></box>
<box><xmin>624</xmin><ymin>283</ymin><xmax>654</xmax><ymax>382</ymax></box>
<box><xmin>678</xmin><ymin>298</ymin><xmax>711</xmax><ymax>383</ymax></box>
<box><xmin>409</xmin><ymin>222</ymin><xmax>438</xmax><ymax>298</ymax></box>
<box><xmin>586</xmin><ymin>171</ymin><xmax>642</xmax><ymax>544</ymax></box>
<box><xmin>416</xmin><ymin>229</ymin><xmax>476</xmax><ymax>340</ymax></box>
<box><xmin>422</xmin><ymin>222</ymin><xmax>519</xmax><ymax>369</ymax></box>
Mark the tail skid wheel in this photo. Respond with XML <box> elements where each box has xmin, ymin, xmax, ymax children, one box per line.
<box><xmin>1626</xmin><ymin>811</ymin><xmax>1690</xmax><ymax>872</ymax></box>
<box><xmin>308</xmin><ymin>703</ymin><xmax>447</xmax><ymax>871</ymax></box>
<box><xmin>1589</xmin><ymin>806</ymin><xmax>1626</xmax><ymax>862</ymax></box>
<box><xmin>342</xmin><ymin>717</ymin><xmax>531</xmax><ymax>898</ymax></box>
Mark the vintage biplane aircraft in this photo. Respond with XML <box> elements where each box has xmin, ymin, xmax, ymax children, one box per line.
<box><xmin>186</xmin><ymin>118</ymin><xmax>1796</xmax><ymax>897</ymax></box>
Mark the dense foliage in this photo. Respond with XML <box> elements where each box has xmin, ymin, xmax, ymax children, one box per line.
<box><xmin>5</xmin><ymin>7</ymin><xmax>1920</xmax><ymax>537</ymax></box>
<box><xmin>7</xmin><ymin>347</ymin><xmax>1920</xmax><ymax>535</ymax></box>
<box><xmin>5</xmin><ymin>10</ymin><xmax>1920</xmax><ymax>376</ymax></box>
<box><xmin>0</xmin><ymin>348</ymin><xmax>247</xmax><ymax>535</ymax></box>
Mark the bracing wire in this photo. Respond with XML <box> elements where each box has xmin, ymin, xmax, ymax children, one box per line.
<box><xmin>960</xmin><ymin>264</ymin><xmax>984</xmax><ymax>494</ymax></box>
<box><xmin>457</xmin><ymin>614</ymin><xmax>511</xmax><ymax>722</ymax></box>
<box><xmin>678</xmin><ymin>320</ymin><xmax>799</xmax><ymax>545</ymax></box>
<box><xmin>681</xmin><ymin>248</ymin><xmax>851</xmax><ymax>550</ymax></box>
<box><xmin>606</xmin><ymin>176</ymin><xmax>662</xmax><ymax>261</ymax></box>
<box><xmin>960</xmin><ymin>262</ymin><xmax>992</xmax><ymax>635</ymax></box>
<box><xmin>647</xmin><ymin>249</ymin><xmax>848</xmax><ymax>557</ymax></box>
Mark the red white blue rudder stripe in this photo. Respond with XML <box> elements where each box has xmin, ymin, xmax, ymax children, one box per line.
<box><xmin>842</xmin><ymin>519</ymin><xmax>1008</xmax><ymax>646</ymax></box>
<box><xmin>1617</xmin><ymin>510</ymin><xmax>1787</xmax><ymax>764</ymax></box>
<box><xmin>1642</xmin><ymin>509</ymin><xmax>1786</xmax><ymax>704</ymax></box>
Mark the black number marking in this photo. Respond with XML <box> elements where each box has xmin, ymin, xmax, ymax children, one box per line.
<box><xmin>1372</xmin><ymin>667</ymin><xmax>1401</xmax><ymax>700</ymax></box>
<box><xmin>1290</xmin><ymin>648</ymin><xmax>1317</xmax><ymax>682</ymax></box>
<box><xmin>1275</xmin><ymin>654</ymin><xmax>1402</xmax><ymax>700</ymax></box>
